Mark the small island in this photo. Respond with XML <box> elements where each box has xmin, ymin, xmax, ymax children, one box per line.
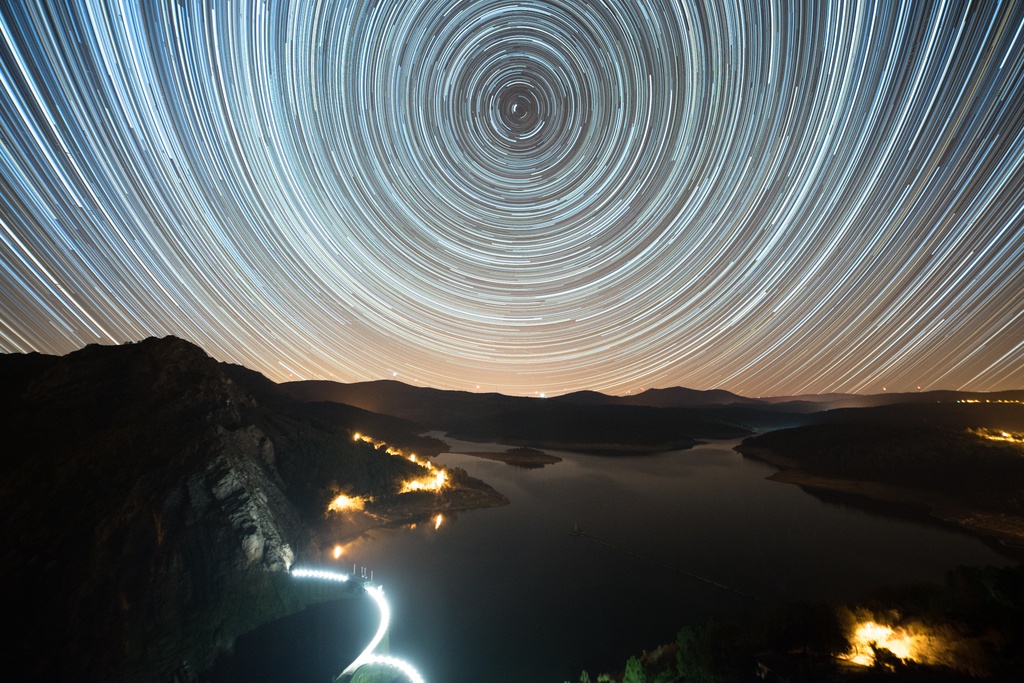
<box><xmin>460</xmin><ymin>446</ymin><xmax>563</xmax><ymax>468</ymax></box>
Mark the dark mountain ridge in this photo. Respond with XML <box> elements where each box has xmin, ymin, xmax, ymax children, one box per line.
<box><xmin>762</xmin><ymin>388</ymin><xmax>1024</xmax><ymax>409</ymax></box>
<box><xmin>282</xmin><ymin>379</ymin><xmax>754</xmax><ymax>451</ymax></box>
<box><xmin>281</xmin><ymin>379</ymin><xmax>1024</xmax><ymax>446</ymax></box>
<box><xmin>556</xmin><ymin>385</ymin><xmax>763</xmax><ymax>407</ymax></box>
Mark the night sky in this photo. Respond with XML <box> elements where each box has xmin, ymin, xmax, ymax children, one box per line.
<box><xmin>1</xmin><ymin>1</ymin><xmax>1023</xmax><ymax>397</ymax></box>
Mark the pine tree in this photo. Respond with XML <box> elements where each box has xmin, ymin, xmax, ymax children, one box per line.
<box><xmin>622</xmin><ymin>656</ymin><xmax>646</xmax><ymax>683</ymax></box>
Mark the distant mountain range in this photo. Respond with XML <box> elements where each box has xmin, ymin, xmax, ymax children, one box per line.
<box><xmin>555</xmin><ymin>385</ymin><xmax>763</xmax><ymax>407</ymax></box>
<box><xmin>281</xmin><ymin>379</ymin><xmax>758</xmax><ymax>451</ymax></box>
<box><xmin>285</xmin><ymin>376</ymin><xmax>1024</xmax><ymax>409</ymax></box>
<box><xmin>281</xmin><ymin>377</ymin><xmax>1024</xmax><ymax>444</ymax></box>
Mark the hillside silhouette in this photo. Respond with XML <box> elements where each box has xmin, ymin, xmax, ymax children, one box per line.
<box><xmin>282</xmin><ymin>379</ymin><xmax>757</xmax><ymax>452</ymax></box>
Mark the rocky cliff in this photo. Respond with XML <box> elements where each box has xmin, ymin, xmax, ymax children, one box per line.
<box><xmin>0</xmin><ymin>337</ymin><xmax>487</xmax><ymax>681</ymax></box>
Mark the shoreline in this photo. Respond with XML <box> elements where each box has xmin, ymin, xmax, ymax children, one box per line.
<box><xmin>318</xmin><ymin>477</ymin><xmax>510</xmax><ymax>543</ymax></box>
<box><xmin>736</xmin><ymin>444</ymin><xmax>1024</xmax><ymax>558</ymax></box>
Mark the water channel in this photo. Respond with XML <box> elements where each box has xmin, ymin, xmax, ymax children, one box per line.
<box><xmin>217</xmin><ymin>437</ymin><xmax>1013</xmax><ymax>682</ymax></box>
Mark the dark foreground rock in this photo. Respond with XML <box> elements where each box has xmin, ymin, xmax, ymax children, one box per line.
<box><xmin>0</xmin><ymin>337</ymin><xmax>503</xmax><ymax>681</ymax></box>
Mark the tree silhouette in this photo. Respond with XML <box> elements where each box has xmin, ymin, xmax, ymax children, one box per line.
<box><xmin>622</xmin><ymin>656</ymin><xmax>646</xmax><ymax>683</ymax></box>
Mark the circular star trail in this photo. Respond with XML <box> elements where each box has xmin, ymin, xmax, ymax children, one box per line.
<box><xmin>1</xmin><ymin>0</ymin><xmax>1023</xmax><ymax>396</ymax></box>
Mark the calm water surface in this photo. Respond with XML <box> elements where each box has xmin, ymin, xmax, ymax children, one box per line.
<box><xmin>232</xmin><ymin>438</ymin><xmax>1013</xmax><ymax>683</ymax></box>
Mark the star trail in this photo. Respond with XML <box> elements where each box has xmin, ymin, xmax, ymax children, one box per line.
<box><xmin>1</xmin><ymin>0</ymin><xmax>1023</xmax><ymax>397</ymax></box>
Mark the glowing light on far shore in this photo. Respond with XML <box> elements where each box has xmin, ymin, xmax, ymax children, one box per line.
<box><xmin>327</xmin><ymin>433</ymin><xmax>449</xmax><ymax>516</ymax></box>
<box><xmin>957</xmin><ymin>399</ymin><xmax>1024</xmax><ymax>405</ymax></box>
<box><xmin>842</xmin><ymin>620</ymin><xmax>939</xmax><ymax>667</ymax></box>
<box><xmin>400</xmin><ymin>468</ymin><xmax>448</xmax><ymax>493</ymax></box>
<box><xmin>333</xmin><ymin>544</ymin><xmax>344</xmax><ymax>559</ymax></box>
<box><xmin>969</xmin><ymin>427</ymin><xmax>1024</xmax><ymax>444</ymax></box>
<box><xmin>328</xmin><ymin>493</ymin><xmax>367</xmax><ymax>513</ymax></box>
<box><xmin>354</xmin><ymin>431</ymin><xmax>451</xmax><ymax>495</ymax></box>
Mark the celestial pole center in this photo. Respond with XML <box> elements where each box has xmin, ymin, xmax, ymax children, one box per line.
<box><xmin>1</xmin><ymin>0</ymin><xmax>1022</xmax><ymax>396</ymax></box>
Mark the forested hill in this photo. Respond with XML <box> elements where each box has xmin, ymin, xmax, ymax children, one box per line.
<box><xmin>737</xmin><ymin>400</ymin><xmax>1024</xmax><ymax>547</ymax></box>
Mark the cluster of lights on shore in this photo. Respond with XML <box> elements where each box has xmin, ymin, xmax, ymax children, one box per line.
<box><xmin>841</xmin><ymin>619</ymin><xmax>951</xmax><ymax>669</ymax></box>
<box><xmin>327</xmin><ymin>432</ymin><xmax>450</xmax><ymax>516</ymax></box>
<box><xmin>969</xmin><ymin>427</ymin><xmax>1024</xmax><ymax>445</ymax></box>
<box><xmin>956</xmin><ymin>399</ymin><xmax>1024</xmax><ymax>405</ymax></box>
<box><xmin>323</xmin><ymin>432</ymin><xmax>444</xmax><ymax>589</ymax></box>
<box><xmin>298</xmin><ymin>434</ymin><xmax>449</xmax><ymax>680</ymax></box>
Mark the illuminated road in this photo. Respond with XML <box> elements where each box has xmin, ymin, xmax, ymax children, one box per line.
<box><xmin>291</xmin><ymin>567</ymin><xmax>425</xmax><ymax>683</ymax></box>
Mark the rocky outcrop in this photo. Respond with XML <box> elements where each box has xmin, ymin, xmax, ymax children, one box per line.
<box><xmin>0</xmin><ymin>337</ymin><xmax>469</xmax><ymax>681</ymax></box>
<box><xmin>106</xmin><ymin>424</ymin><xmax>322</xmax><ymax>681</ymax></box>
<box><xmin>189</xmin><ymin>426</ymin><xmax>299</xmax><ymax>572</ymax></box>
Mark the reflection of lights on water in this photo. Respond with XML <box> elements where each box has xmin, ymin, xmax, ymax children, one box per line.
<box><xmin>843</xmin><ymin>620</ymin><xmax>936</xmax><ymax>667</ymax></box>
<box><xmin>434</xmin><ymin>514</ymin><xmax>443</xmax><ymax>530</ymax></box>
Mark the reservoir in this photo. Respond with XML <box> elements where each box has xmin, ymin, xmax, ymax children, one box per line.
<box><xmin>218</xmin><ymin>438</ymin><xmax>1013</xmax><ymax>682</ymax></box>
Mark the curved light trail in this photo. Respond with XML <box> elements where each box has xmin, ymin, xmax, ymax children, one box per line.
<box><xmin>355</xmin><ymin>655</ymin><xmax>426</xmax><ymax>683</ymax></box>
<box><xmin>341</xmin><ymin>584</ymin><xmax>393</xmax><ymax>677</ymax></box>
<box><xmin>2</xmin><ymin>1</ymin><xmax>1023</xmax><ymax>396</ymax></box>
<box><xmin>291</xmin><ymin>566</ymin><xmax>425</xmax><ymax>682</ymax></box>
